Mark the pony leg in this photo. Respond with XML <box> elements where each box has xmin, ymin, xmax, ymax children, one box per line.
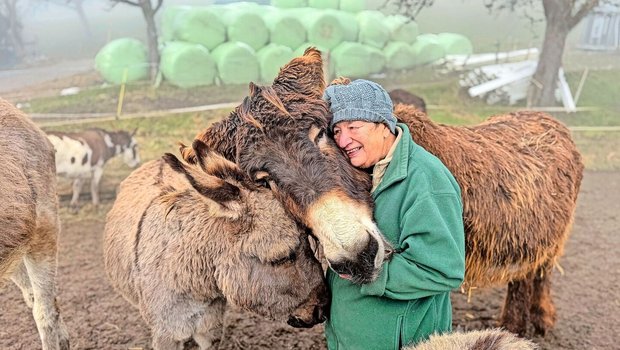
<box><xmin>151</xmin><ymin>332</ymin><xmax>183</xmax><ymax>350</ymax></box>
<box><xmin>90</xmin><ymin>167</ymin><xmax>104</xmax><ymax>208</ymax></box>
<box><xmin>70</xmin><ymin>178</ymin><xmax>84</xmax><ymax>213</ymax></box>
<box><xmin>499</xmin><ymin>277</ymin><xmax>533</xmax><ymax>336</ymax></box>
<box><xmin>529</xmin><ymin>262</ymin><xmax>556</xmax><ymax>336</ymax></box>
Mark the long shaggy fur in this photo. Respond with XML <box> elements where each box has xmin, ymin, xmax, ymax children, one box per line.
<box><xmin>406</xmin><ymin>329</ymin><xmax>538</xmax><ymax>350</ymax></box>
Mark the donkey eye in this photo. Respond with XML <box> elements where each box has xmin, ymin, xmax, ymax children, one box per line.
<box><xmin>270</xmin><ymin>251</ymin><xmax>297</xmax><ymax>266</ymax></box>
<box><xmin>254</xmin><ymin>171</ymin><xmax>272</xmax><ymax>189</ymax></box>
<box><xmin>314</xmin><ymin>128</ymin><xmax>326</xmax><ymax>143</ymax></box>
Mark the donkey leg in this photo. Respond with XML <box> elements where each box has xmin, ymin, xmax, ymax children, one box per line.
<box><xmin>70</xmin><ymin>178</ymin><xmax>84</xmax><ymax>213</ymax></box>
<box><xmin>10</xmin><ymin>259</ymin><xmax>34</xmax><ymax>308</ymax></box>
<box><xmin>24</xmin><ymin>223</ymin><xmax>70</xmax><ymax>350</ymax></box>
<box><xmin>529</xmin><ymin>261</ymin><xmax>556</xmax><ymax>336</ymax></box>
<box><xmin>499</xmin><ymin>277</ymin><xmax>533</xmax><ymax>336</ymax></box>
<box><xmin>152</xmin><ymin>332</ymin><xmax>183</xmax><ymax>350</ymax></box>
<box><xmin>90</xmin><ymin>167</ymin><xmax>104</xmax><ymax>208</ymax></box>
<box><xmin>193</xmin><ymin>301</ymin><xmax>225</xmax><ymax>350</ymax></box>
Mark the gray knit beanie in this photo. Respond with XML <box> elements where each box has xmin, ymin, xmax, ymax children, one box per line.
<box><xmin>323</xmin><ymin>79</ymin><xmax>396</xmax><ymax>134</ymax></box>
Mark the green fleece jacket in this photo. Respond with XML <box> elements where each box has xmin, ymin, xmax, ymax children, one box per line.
<box><xmin>325</xmin><ymin>124</ymin><xmax>466</xmax><ymax>350</ymax></box>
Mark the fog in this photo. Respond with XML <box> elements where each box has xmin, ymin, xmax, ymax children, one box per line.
<box><xmin>14</xmin><ymin>0</ymin><xmax>554</xmax><ymax>63</ymax></box>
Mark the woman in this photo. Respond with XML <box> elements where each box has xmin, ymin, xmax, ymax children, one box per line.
<box><xmin>323</xmin><ymin>79</ymin><xmax>465</xmax><ymax>349</ymax></box>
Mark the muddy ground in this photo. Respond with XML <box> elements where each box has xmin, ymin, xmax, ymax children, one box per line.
<box><xmin>1</xmin><ymin>170</ymin><xmax>618</xmax><ymax>350</ymax></box>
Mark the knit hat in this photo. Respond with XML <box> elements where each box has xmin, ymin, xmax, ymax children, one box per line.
<box><xmin>323</xmin><ymin>79</ymin><xmax>397</xmax><ymax>134</ymax></box>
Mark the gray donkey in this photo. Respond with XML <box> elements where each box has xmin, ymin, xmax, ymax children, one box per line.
<box><xmin>104</xmin><ymin>140</ymin><xmax>329</xmax><ymax>349</ymax></box>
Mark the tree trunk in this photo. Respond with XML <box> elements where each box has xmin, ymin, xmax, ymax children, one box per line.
<box><xmin>527</xmin><ymin>0</ymin><xmax>570</xmax><ymax>107</ymax></box>
<box><xmin>140</xmin><ymin>0</ymin><xmax>160</xmax><ymax>82</ymax></box>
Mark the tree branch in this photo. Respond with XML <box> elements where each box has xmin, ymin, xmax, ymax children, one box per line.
<box><xmin>153</xmin><ymin>0</ymin><xmax>163</xmax><ymax>13</ymax></box>
<box><xmin>569</xmin><ymin>0</ymin><xmax>599</xmax><ymax>28</ymax></box>
<box><xmin>111</xmin><ymin>0</ymin><xmax>140</xmax><ymax>7</ymax></box>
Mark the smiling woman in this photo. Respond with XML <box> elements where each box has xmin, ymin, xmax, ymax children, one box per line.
<box><xmin>322</xmin><ymin>78</ymin><xmax>466</xmax><ymax>349</ymax></box>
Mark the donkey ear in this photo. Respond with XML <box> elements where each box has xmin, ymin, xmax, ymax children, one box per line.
<box><xmin>248</xmin><ymin>81</ymin><xmax>261</xmax><ymax>97</ymax></box>
<box><xmin>163</xmin><ymin>153</ymin><xmax>241</xmax><ymax>203</ymax></box>
<box><xmin>273</xmin><ymin>47</ymin><xmax>325</xmax><ymax>99</ymax></box>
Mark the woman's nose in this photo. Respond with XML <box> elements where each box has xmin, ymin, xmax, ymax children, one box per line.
<box><xmin>336</xmin><ymin>131</ymin><xmax>351</xmax><ymax>148</ymax></box>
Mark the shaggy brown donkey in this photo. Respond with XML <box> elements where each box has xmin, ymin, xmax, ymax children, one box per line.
<box><xmin>395</xmin><ymin>104</ymin><xmax>583</xmax><ymax>336</ymax></box>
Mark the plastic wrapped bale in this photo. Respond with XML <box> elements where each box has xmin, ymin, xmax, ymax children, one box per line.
<box><xmin>160</xmin><ymin>42</ymin><xmax>217</xmax><ymax>88</ymax></box>
<box><xmin>411</xmin><ymin>34</ymin><xmax>446</xmax><ymax>66</ymax></box>
<box><xmin>339</xmin><ymin>0</ymin><xmax>365</xmax><ymax>13</ymax></box>
<box><xmin>95</xmin><ymin>38</ymin><xmax>148</xmax><ymax>84</ymax></box>
<box><xmin>271</xmin><ymin>0</ymin><xmax>306</xmax><ymax>8</ymax></box>
<box><xmin>163</xmin><ymin>7</ymin><xmax>226</xmax><ymax>50</ymax></box>
<box><xmin>212</xmin><ymin>3</ymin><xmax>269</xmax><ymax>51</ymax></box>
<box><xmin>257</xmin><ymin>43</ymin><xmax>294</xmax><ymax>82</ymax></box>
<box><xmin>385</xmin><ymin>15</ymin><xmax>419</xmax><ymax>44</ymax></box>
<box><xmin>330</xmin><ymin>41</ymin><xmax>384</xmax><ymax>78</ymax></box>
<box><xmin>329</xmin><ymin>9</ymin><xmax>359</xmax><ymax>42</ymax></box>
<box><xmin>262</xmin><ymin>9</ymin><xmax>307</xmax><ymax>49</ymax></box>
<box><xmin>384</xmin><ymin>42</ymin><xmax>416</xmax><ymax>70</ymax></box>
<box><xmin>356</xmin><ymin>10</ymin><xmax>390</xmax><ymax>49</ymax></box>
<box><xmin>211</xmin><ymin>42</ymin><xmax>260</xmax><ymax>85</ymax></box>
<box><xmin>160</xmin><ymin>5</ymin><xmax>191</xmax><ymax>42</ymax></box>
<box><xmin>437</xmin><ymin>32</ymin><xmax>474</xmax><ymax>55</ymax></box>
<box><xmin>308</xmin><ymin>0</ymin><xmax>339</xmax><ymax>9</ymax></box>
<box><xmin>292</xmin><ymin>8</ymin><xmax>345</xmax><ymax>50</ymax></box>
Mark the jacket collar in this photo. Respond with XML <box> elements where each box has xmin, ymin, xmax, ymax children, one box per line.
<box><xmin>372</xmin><ymin>123</ymin><xmax>414</xmax><ymax>197</ymax></box>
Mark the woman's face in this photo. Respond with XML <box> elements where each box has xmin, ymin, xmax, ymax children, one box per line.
<box><xmin>332</xmin><ymin>121</ymin><xmax>394</xmax><ymax>169</ymax></box>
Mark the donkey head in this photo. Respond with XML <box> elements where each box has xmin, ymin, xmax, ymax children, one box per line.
<box><xmin>190</xmin><ymin>48</ymin><xmax>390</xmax><ymax>284</ymax></box>
<box><xmin>163</xmin><ymin>140</ymin><xmax>329</xmax><ymax>327</ymax></box>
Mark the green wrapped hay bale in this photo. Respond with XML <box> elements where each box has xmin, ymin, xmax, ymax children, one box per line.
<box><xmin>95</xmin><ymin>38</ymin><xmax>148</xmax><ymax>84</ymax></box>
<box><xmin>211</xmin><ymin>41</ymin><xmax>260</xmax><ymax>85</ymax></box>
<box><xmin>366</xmin><ymin>45</ymin><xmax>386</xmax><ymax>74</ymax></box>
<box><xmin>436</xmin><ymin>32</ymin><xmax>473</xmax><ymax>55</ymax></box>
<box><xmin>329</xmin><ymin>9</ymin><xmax>359</xmax><ymax>42</ymax></box>
<box><xmin>160</xmin><ymin>41</ymin><xmax>217</xmax><ymax>88</ymax></box>
<box><xmin>356</xmin><ymin>11</ymin><xmax>390</xmax><ymax>49</ymax></box>
<box><xmin>160</xmin><ymin>5</ymin><xmax>192</xmax><ymax>42</ymax></box>
<box><xmin>330</xmin><ymin>41</ymin><xmax>383</xmax><ymax>78</ymax></box>
<box><xmin>294</xmin><ymin>8</ymin><xmax>345</xmax><ymax>50</ymax></box>
<box><xmin>385</xmin><ymin>15</ymin><xmax>419</xmax><ymax>44</ymax></box>
<box><xmin>309</xmin><ymin>0</ymin><xmax>339</xmax><ymax>9</ymax></box>
<box><xmin>339</xmin><ymin>0</ymin><xmax>365</xmax><ymax>13</ymax></box>
<box><xmin>384</xmin><ymin>42</ymin><xmax>416</xmax><ymax>70</ymax></box>
<box><xmin>272</xmin><ymin>0</ymin><xmax>307</xmax><ymax>8</ymax></box>
<box><xmin>216</xmin><ymin>4</ymin><xmax>269</xmax><ymax>51</ymax></box>
<box><xmin>169</xmin><ymin>7</ymin><xmax>226</xmax><ymax>50</ymax></box>
<box><xmin>410</xmin><ymin>34</ymin><xmax>446</xmax><ymax>65</ymax></box>
<box><xmin>257</xmin><ymin>43</ymin><xmax>294</xmax><ymax>82</ymax></box>
<box><xmin>263</xmin><ymin>10</ymin><xmax>307</xmax><ymax>49</ymax></box>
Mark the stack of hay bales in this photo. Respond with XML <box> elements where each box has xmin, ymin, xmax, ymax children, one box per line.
<box><xmin>95</xmin><ymin>0</ymin><xmax>474</xmax><ymax>87</ymax></box>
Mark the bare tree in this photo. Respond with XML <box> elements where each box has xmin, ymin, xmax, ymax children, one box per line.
<box><xmin>387</xmin><ymin>0</ymin><xmax>616</xmax><ymax>107</ymax></box>
<box><xmin>0</xmin><ymin>0</ymin><xmax>25</xmax><ymax>64</ymax></box>
<box><xmin>110</xmin><ymin>0</ymin><xmax>162</xmax><ymax>81</ymax></box>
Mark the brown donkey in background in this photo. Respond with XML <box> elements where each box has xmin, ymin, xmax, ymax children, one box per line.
<box><xmin>0</xmin><ymin>98</ymin><xmax>70</xmax><ymax>349</ymax></box>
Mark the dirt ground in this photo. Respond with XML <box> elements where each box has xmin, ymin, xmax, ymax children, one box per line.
<box><xmin>0</xmin><ymin>170</ymin><xmax>618</xmax><ymax>350</ymax></box>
